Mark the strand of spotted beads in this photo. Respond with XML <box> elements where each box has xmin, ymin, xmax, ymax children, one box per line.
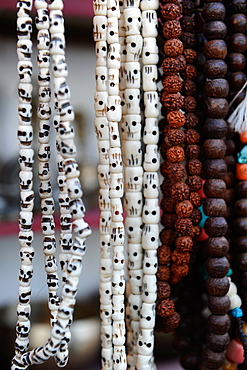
<box><xmin>93</xmin><ymin>1</ymin><xmax>114</xmax><ymax>369</ymax></box>
<box><xmin>106</xmin><ymin>1</ymin><xmax>127</xmax><ymax>368</ymax></box>
<box><xmin>35</xmin><ymin>0</ymin><xmax>61</xmax><ymax>334</ymax></box>
<box><xmin>120</xmin><ymin>1</ymin><xmax>143</xmax><ymax>368</ymax></box>
<box><xmin>12</xmin><ymin>0</ymin><xmax>92</xmax><ymax>368</ymax></box>
<box><xmin>200</xmin><ymin>1</ymin><xmax>231</xmax><ymax>368</ymax></box>
<box><xmin>136</xmin><ymin>1</ymin><xmax>160</xmax><ymax>369</ymax></box>
<box><xmin>14</xmin><ymin>0</ymin><xmax>34</xmax><ymax>365</ymax></box>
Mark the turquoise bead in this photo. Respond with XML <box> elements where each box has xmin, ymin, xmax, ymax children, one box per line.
<box><xmin>231</xmin><ymin>307</ymin><xmax>243</xmax><ymax>318</ymax></box>
<box><xmin>237</xmin><ymin>145</ymin><xmax>247</xmax><ymax>164</ymax></box>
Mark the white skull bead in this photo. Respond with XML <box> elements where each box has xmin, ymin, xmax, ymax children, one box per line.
<box><xmin>125</xmin><ymin>216</ymin><xmax>143</xmax><ymax>244</ymax></box>
<box><xmin>143</xmin><ymin>144</ymin><xmax>160</xmax><ymax>172</ymax></box>
<box><xmin>143</xmin><ymin>65</ymin><xmax>158</xmax><ymax>92</ymax></box>
<box><xmin>143</xmin><ymin>171</ymin><xmax>159</xmax><ymax>199</ymax></box>
<box><xmin>95</xmin><ymin>41</ymin><xmax>107</xmax><ymax>66</ymax></box>
<box><xmin>142</xmin><ymin>198</ymin><xmax>160</xmax><ymax>224</ymax></box>
<box><xmin>96</xmin><ymin>66</ymin><xmax>108</xmax><ymax>91</ymax></box>
<box><xmin>18</xmin><ymin>61</ymin><xmax>32</xmax><ymax>83</ymax></box>
<box><xmin>94</xmin><ymin>117</ymin><xmax>109</xmax><ymax>141</ymax></box>
<box><xmin>142</xmin><ymin>224</ymin><xmax>159</xmax><ymax>250</ymax></box>
<box><xmin>121</xmin><ymin>115</ymin><xmax>141</xmax><ymax>141</ymax></box>
<box><xmin>93</xmin><ymin>16</ymin><xmax>107</xmax><ymax>42</ymax></box>
<box><xmin>123</xmin><ymin>8</ymin><xmax>141</xmax><ymax>36</ymax></box>
<box><xmin>64</xmin><ymin>158</ymin><xmax>80</xmax><ymax>179</ymax></box>
<box><xmin>126</xmin><ymin>35</ymin><xmax>143</xmax><ymax>62</ymax></box>
<box><xmin>110</xmin><ymin>198</ymin><xmax>123</xmax><ymax>221</ymax></box>
<box><xmin>37</xmin><ymin>29</ymin><xmax>50</xmax><ymax>50</ymax></box>
<box><xmin>17</xmin><ymin>39</ymin><xmax>32</xmax><ymax>61</ymax></box>
<box><xmin>49</xmin><ymin>9</ymin><xmax>64</xmax><ymax>34</ymax></box>
<box><xmin>124</xmin><ymin>166</ymin><xmax>143</xmax><ymax>192</ymax></box>
<box><xmin>93</xmin><ymin>0</ymin><xmax>107</xmax><ymax>16</ymax></box>
<box><xmin>35</xmin><ymin>8</ymin><xmax>49</xmax><ymax>30</ymax></box>
<box><xmin>142</xmin><ymin>10</ymin><xmax>158</xmax><ymax>37</ymax></box>
<box><xmin>113</xmin><ymin>320</ymin><xmax>126</xmax><ymax>346</ymax></box>
<box><xmin>107</xmin><ymin>16</ymin><xmax>119</xmax><ymax>44</ymax></box>
<box><xmin>17</xmin><ymin>125</ymin><xmax>33</xmax><ymax>147</ymax></box>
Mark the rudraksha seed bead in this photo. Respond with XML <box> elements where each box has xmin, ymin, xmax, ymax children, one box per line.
<box><xmin>164</xmin><ymin>38</ymin><xmax>184</xmax><ymax>57</ymax></box>
<box><xmin>193</xmin><ymin>225</ymin><xmax>201</xmax><ymax>238</ymax></box>
<box><xmin>175</xmin><ymin>236</ymin><xmax>193</xmax><ymax>252</ymax></box>
<box><xmin>183</xmin><ymin>80</ymin><xmax>197</xmax><ymax>96</ymax></box>
<box><xmin>236</xmin><ymin>181</ymin><xmax>247</xmax><ymax>198</ymax></box>
<box><xmin>191</xmin><ymin>208</ymin><xmax>202</xmax><ymax>225</ymax></box>
<box><xmin>161</xmin><ymin>93</ymin><xmax>185</xmax><ymax>111</ymax></box>
<box><xmin>161</xmin><ymin>213</ymin><xmax>177</xmax><ymax>228</ymax></box>
<box><xmin>203</xmin><ymin>159</ymin><xmax>227</xmax><ymax>179</ymax></box>
<box><xmin>175</xmin><ymin>200</ymin><xmax>194</xmax><ymax>218</ymax></box>
<box><xmin>206</xmin><ymin>256</ymin><xmax>230</xmax><ymax>278</ymax></box>
<box><xmin>161</xmin><ymin>197</ymin><xmax>176</xmax><ymax>213</ymax></box>
<box><xmin>186</xmin><ymin>159</ymin><xmax>202</xmax><ymax>175</ymax></box>
<box><xmin>161</xmin><ymin>58</ymin><xmax>184</xmax><ymax>75</ymax></box>
<box><xmin>237</xmin><ymin>253</ymin><xmax>247</xmax><ymax>272</ymax></box>
<box><xmin>229</xmin><ymin>14</ymin><xmax>247</xmax><ymax>33</ymax></box>
<box><xmin>163</xmin><ymin>20</ymin><xmax>182</xmax><ymax>39</ymax></box>
<box><xmin>183</xmin><ymin>48</ymin><xmax>197</xmax><ymax>64</ymax></box>
<box><xmin>181</xmin><ymin>64</ymin><xmax>197</xmax><ymax>80</ymax></box>
<box><xmin>184</xmin><ymin>129</ymin><xmax>200</xmax><ymax>144</ymax></box>
<box><xmin>181</xmin><ymin>15</ymin><xmax>195</xmax><ymax>32</ymax></box>
<box><xmin>184</xmin><ymin>96</ymin><xmax>197</xmax><ymax>112</ymax></box>
<box><xmin>172</xmin><ymin>337</ymin><xmax>192</xmax><ymax>353</ymax></box>
<box><xmin>206</xmin><ymin>237</ymin><xmax>229</xmax><ymax>257</ymax></box>
<box><xmin>157</xmin><ymin>298</ymin><xmax>175</xmax><ymax>317</ymax></box>
<box><xmin>160</xmin><ymin>228</ymin><xmax>176</xmax><ymax>245</ymax></box>
<box><xmin>157</xmin><ymin>281</ymin><xmax>171</xmax><ymax>300</ymax></box>
<box><xmin>202</xmin><ymin>2</ymin><xmax>226</xmax><ymax>21</ymax></box>
<box><xmin>185</xmin><ymin>113</ymin><xmax>199</xmax><ymax>128</ymax></box>
<box><xmin>184</xmin><ymin>144</ymin><xmax>200</xmax><ymax>159</ymax></box>
<box><xmin>204</xmin><ymin>59</ymin><xmax>227</xmax><ymax>79</ymax></box>
<box><xmin>229</xmin><ymin>33</ymin><xmax>247</xmax><ymax>53</ymax></box>
<box><xmin>208</xmin><ymin>295</ymin><xmax>230</xmax><ymax>314</ymax></box>
<box><xmin>175</xmin><ymin>218</ymin><xmax>194</xmax><ymax>236</ymax></box>
<box><xmin>181</xmin><ymin>32</ymin><xmax>196</xmax><ymax>48</ymax></box>
<box><xmin>206</xmin><ymin>276</ymin><xmax>230</xmax><ymax>296</ymax></box>
<box><xmin>157</xmin><ymin>245</ymin><xmax>171</xmax><ymax>264</ymax></box>
<box><xmin>206</xmin><ymin>333</ymin><xmax>230</xmax><ymax>352</ymax></box>
<box><xmin>208</xmin><ymin>314</ymin><xmax>231</xmax><ymax>335</ymax></box>
<box><xmin>203</xmin><ymin>20</ymin><xmax>227</xmax><ymax>40</ymax></box>
<box><xmin>203</xmin><ymin>118</ymin><xmax>228</xmax><ymax>139</ymax></box>
<box><xmin>166</xmin><ymin>145</ymin><xmax>185</xmax><ymax>162</ymax></box>
<box><xmin>228</xmin><ymin>71</ymin><xmax>247</xmax><ymax>91</ymax></box>
<box><xmin>161</xmin><ymin>178</ymin><xmax>174</xmax><ymax>197</ymax></box>
<box><xmin>161</xmin><ymin>3</ymin><xmax>182</xmax><ymax>20</ymax></box>
<box><xmin>186</xmin><ymin>175</ymin><xmax>202</xmax><ymax>191</ymax></box>
<box><xmin>205</xmin><ymin>79</ymin><xmax>229</xmax><ymax>98</ymax></box>
<box><xmin>234</xmin><ymin>217</ymin><xmax>247</xmax><ymax>236</ymax></box>
<box><xmin>171</xmin><ymin>182</ymin><xmax>190</xmax><ymax>202</ymax></box>
<box><xmin>160</xmin><ymin>159</ymin><xmax>173</xmax><ymax>176</ymax></box>
<box><xmin>226</xmin><ymin>53</ymin><xmax>246</xmax><ymax>72</ymax></box>
<box><xmin>204</xmin><ymin>40</ymin><xmax>227</xmax><ymax>60</ymax></box>
<box><xmin>202</xmin><ymin>348</ymin><xmax>226</xmax><ymax>368</ymax></box>
<box><xmin>167</xmin><ymin>110</ymin><xmax>186</xmax><ymax>128</ymax></box>
<box><xmin>203</xmin><ymin>198</ymin><xmax>227</xmax><ymax>217</ymax></box>
<box><xmin>171</xmin><ymin>250</ymin><xmax>190</xmax><ymax>264</ymax></box>
<box><xmin>190</xmin><ymin>191</ymin><xmax>202</xmax><ymax>207</ymax></box>
<box><xmin>157</xmin><ymin>265</ymin><xmax>170</xmax><ymax>281</ymax></box>
<box><xmin>170</xmin><ymin>263</ymin><xmax>189</xmax><ymax>278</ymax></box>
<box><xmin>166</xmin><ymin>129</ymin><xmax>185</xmax><ymax>146</ymax></box>
<box><xmin>203</xmin><ymin>139</ymin><xmax>227</xmax><ymax>159</ymax></box>
<box><xmin>235</xmin><ymin>199</ymin><xmax>247</xmax><ymax>217</ymax></box>
<box><xmin>168</xmin><ymin>163</ymin><xmax>187</xmax><ymax>182</ymax></box>
<box><xmin>182</xmin><ymin>0</ymin><xmax>195</xmax><ymax>16</ymax></box>
<box><xmin>157</xmin><ymin>312</ymin><xmax>181</xmax><ymax>333</ymax></box>
<box><xmin>204</xmin><ymin>179</ymin><xmax>226</xmax><ymax>198</ymax></box>
<box><xmin>205</xmin><ymin>98</ymin><xmax>228</xmax><ymax>119</ymax></box>
<box><xmin>162</xmin><ymin>75</ymin><xmax>183</xmax><ymax>93</ymax></box>
<box><xmin>204</xmin><ymin>216</ymin><xmax>228</xmax><ymax>236</ymax></box>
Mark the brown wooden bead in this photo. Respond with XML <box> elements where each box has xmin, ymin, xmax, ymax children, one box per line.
<box><xmin>206</xmin><ymin>236</ymin><xmax>229</xmax><ymax>257</ymax></box>
<box><xmin>234</xmin><ymin>217</ymin><xmax>247</xmax><ymax>236</ymax></box>
<box><xmin>205</xmin><ymin>79</ymin><xmax>229</xmax><ymax>98</ymax></box>
<box><xmin>229</xmin><ymin>14</ymin><xmax>247</xmax><ymax>34</ymax></box>
<box><xmin>157</xmin><ymin>298</ymin><xmax>175</xmax><ymax>317</ymax></box>
<box><xmin>166</xmin><ymin>129</ymin><xmax>185</xmax><ymax>146</ymax></box>
<box><xmin>236</xmin><ymin>181</ymin><xmax>247</xmax><ymax>198</ymax></box>
<box><xmin>202</xmin><ymin>348</ymin><xmax>226</xmax><ymax>369</ymax></box>
<box><xmin>226</xmin><ymin>53</ymin><xmax>246</xmax><ymax>72</ymax></box>
<box><xmin>229</xmin><ymin>33</ymin><xmax>247</xmax><ymax>54</ymax></box>
<box><xmin>202</xmin><ymin>2</ymin><xmax>226</xmax><ymax>21</ymax></box>
<box><xmin>208</xmin><ymin>314</ymin><xmax>231</xmax><ymax>335</ymax></box>
<box><xmin>204</xmin><ymin>217</ymin><xmax>228</xmax><ymax>237</ymax></box>
<box><xmin>163</xmin><ymin>20</ymin><xmax>182</xmax><ymax>39</ymax></box>
<box><xmin>203</xmin><ymin>119</ymin><xmax>228</xmax><ymax>139</ymax></box>
<box><xmin>164</xmin><ymin>39</ymin><xmax>184</xmax><ymax>57</ymax></box>
<box><xmin>224</xmin><ymin>156</ymin><xmax>236</xmax><ymax>172</ymax></box>
<box><xmin>160</xmin><ymin>197</ymin><xmax>176</xmax><ymax>213</ymax></box>
<box><xmin>186</xmin><ymin>159</ymin><xmax>202</xmax><ymax>175</ymax></box>
<box><xmin>204</xmin><ymin>40</ymin><xmax>227</xmax><ymax>59</ymax></box>
<box><xmin>235</xmin><ymin>199</ymin><xmax>247</xmax><ymax>217</ymax></box>
<box><xmin>206</xmin><ymin>256</ymin><xmax>230</xmax><ymax>278</ymax></box>
<box><xmin>208</xmin><ymin>296</ymin><xmax>230</xmax><ymax>317</ymax></box>
<box><xmin>225</xmin><ymin>139</ymin><xmax>235</xmax><ymax>155</ymax></box>
<box><xmin>203</xmin><ymin>21</ymin><xmax>227</xmax><ymax>40</ymax></box>
<box><xmin>170</xmin><ymin>263</ymin><xmax>189</xmax><ymax>277</ymax></box>
<box><xmin>161</xmin><ymin>178</ymin><xmax>174</xmax><ymax>197</ymax></box>
<box><xmin>228</xmin><ymin>0</ymin><xmax>247</xmax><ymax>13</ymax></box>
<box><xmin>203</xmin><ymin>198</ymin><xmax>227</xmax><ymax>217</ymax></box>
<box><xmin>183</xmin><ymin>48</ymin><xmax>197</xmax><ymax>64</ymax></box>
<box><xmin>206</xmin><ymin>276</ymin><xmax>230</xmax><ymax>296</ymax></box>
<box><xmin>184</xmin><ymin>129</ymin><xmax>200</xmax><ymax>145</ymax></box>
<box><xmin>168</xmin><ymin>163</ymin><xmax>187</xmax><ymax>182</ymax></box>
<box><xmin>204</xmin><ymin>59</ymin><xmax>227</xmax><ymax>79</ymax></box>
<box><xmin>237</xmin><ymin>253</ymin><xmax>247</xmax><ymax>272</ymax></box>
<box><xmin>223</xmin><ymin>188</ymin><xmax>236</xmax><ymax>206</ymax></box>
<box><xmin>228</xmin><ymin>71</ymin><xmax>247</xmax><ymax>91</ymax></box>
<box><xmin>206</xmin><ymin>333</ymin><xmax>230</xmax><ymax>352</ymax></box>
<box><xmin>203</xmin><ymin>159</ymin><xmax>227</xmax><ymax>179</ymax></box>
<box><xmin>157</xmin><ymin>281</ymin><xmax>171</xmax><ymax>300</ymax></box>
<box><xmin>204</xmin><ymin>179</ymin><xmax>226</xmax><ymax>198</ymax></box>
<box><xmin>181</xmin><ymin>64</ymin><xmax>197</xmax><ymax>80</ymax></box>
<box><xmin>205</xmin><ymin>98</ymin><xmax>228</xmax><ymax>119</ymax></box>
<box><xmin>236</xmin><ymin>235</ymin><xmax>247</xmax><ymax>252</ymax></box>
<box><xmin>203</xmin><ymin>139</ymin><xmax>227</xmax><ymax>159</ymax></box>
<box><xmin>171</xmin><ymin>250</ymin><xmax>190</xmax><ymax>264</ymax></box>
<box><xmin>191</xmin><ymin>208</ymin><xmax>202</xmax><ymax>225</ymax></box>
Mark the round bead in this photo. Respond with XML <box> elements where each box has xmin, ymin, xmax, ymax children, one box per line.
<box><xmin>161</xmin><ymin>3</ymin><xmax>181</xmax><ymax>20</ymax></box>
<box><xmin>228</xmin><ymin>71</ymin><xmax>247</xmax><ymax>91</ymax></box>
<box><xmin>175</xmin><ymin>236</ymin><xmax>193</xmax><ymax>252</ymax></box>
<box><xmin>234</xmin><ymin>217</ymin><xmax>247</xmax><ymax>236</ymax></box>
<box><xmin>184</xmin><ymin>144</ymin><xmax>200</xmax><ymax>159</ymax></box>
<box><xmin>226</xmin><ymin>53</ymin><xmax>246</xmax><ymax>72</ymax></box>
<box><xmin>236</xmin><ymin>181</ymin><xmax>247</xmax><ymax>198</ymax></box>
<box><xmin>206</xmin><ymin>237</ymin><xmax>229</xmax><ymax>257</ymax></box>
<box><xmin>186</xmin><ymin>175</ymin><xmax>202</xmax><ymax>191</ymax></box>
<box><xmin>235</xmin><ymin>199</ymin><xmax>247</xmax><ymax>217</ymax></box>
<box><xmin>181</xmin><ymin>32</ymin><xmax>196</xmax><ymax>48</ymax></box>
<box><xmin>185</xmin><ymin>113</ymin><xmax>199</xmax><ymax>128</ymax></box>
<box><xmin>183</xmin><ymin>48</ymin><xmax>197</xmax><ymax>64</ymax></box>
<box><xmin>186</xmin><ymin>159</ymin><xmax>202</xmax><ymax>175</ymax></box>
<box><xmin>204</xmin><ymin>40</ymin><xmax>227</xmax><ymax>59</ymax></box>
<box><xmin>203</xmin><ymin>159</ymin><xmax>227</xmax><ymax>179</ymax></box>
<box><xmin>161</xmin><ymin>93</ymin><xmax>184</xmax><ymax>110</ymax></box>
<box><xmin>206</xmin><ymin>256</ymin><xmax>230</xmax><ymax>278</ymax></box>
<box><xmin>236</xmin><ymin>235</ymin><xmax>247</xmax><ymax>252</ymax></box>
<box><xmin>175</xmin><ymin>200</ymin><xmax>193</xmax><ymax>218</ymax></box>
<box><xmin>166</xmin><ymin>146</ymin><xmax>185</xmax><ymax>162</ymax></box>
<box><xmin>203</xmin><ymin>198</ymin><xmax>226</xmax><ymax>217</ymax></box>
<box><xmin>204</xmin><ymin>217</ymin><xmax>228</xmax><ymax>237</ymax></box>
<box><xmin>229</xmin><ymin>33</ymin><xmax>247</xmax><ymax>53</ymax></box>
<box><xmin>157</xmin><ymin>312</ymin><xmax>181</xmax><ymax>333</ymax></box>
<box><xmin>170</xmin><ymin>263</ymin><xmax>189</xmax><ymax>278</ymax></box>
<box><xmin>156</xmin><ymin>298</ymin><xmax>175</xmax><ymax>317</ymax></box>
<box><xmin>208</xmin><ymin>295</ymin><xmax>230</xmax><ymax>314</ymax></box>
<box><xmin>175</xmin><ymin>218</ymin><xmax>194</xmax><ymax>236</ymax></box>
<box><xmin>238</xmin><ymin>253</ymin><xmax>247</xmax><ymax>272</ymax></box>
<box><xmin>171</xmin><ymin>182</ymin><xmax>190</xmax><ymax>202</ymax></box>
<box><xmin>203</xmin><ymin>21</ymin><xmax>227</xmax><ymax>40</ymax></box>
<box><xmin>206</xmin><ymin>276</ymin><xmax>230</xmax><ymax>296</ymax></box>
<box><xmin>157</xmin><ymin>245</ymin><xmax>171</xmax><ymax>264</ymax></box>
<box><xmin>203</xmin><ymin>119</ymin><xmax>228</xmax><ymax>139</ymax></box>
<box><xmin>163</xmin><ymin>75</ymin><xmax>183</xmax><ymax>93</ymax></box>
<box><xmin>206</xmin><ymin>332</ymin><xmax>230</xmax><ymax>352</ymax></box>
<box><xmin>184</xmin><ymin>96</ymin><xmax>196</xmax><ymax>113</ymax></box>
<box><xmin>202</xmin><ymin>348</ymin><xmax>226</xmax><ymax>368</ymax></box>
<box><xmin>157</xmin><ymin>265</ymin><xmax>170</xmax><ymax>281</ymax></box>
<box><xmin>203</xmin><ymin>139</ymin><xmax>227</xmax><ymax>159</ymax></box>
<box><xmin>190</xmin><ymin>191</ymin><xmax>202</xmax><ymax>207</ymax></box>
<box><xmin>208</xmin><ymin>314</ymin><xmax>231</xmax><ymax>334</ymax></box>
<box><xmin>164</xmin><ymin>38</ymin><xmax>184</xmax><ymax>57</ymax></box>
<box><xmin>205</xmin><ymin>79</ymin><xmax>229</xmax><ymax>98</ymax></box>
<box><xmin>229</xmin><ymin>14</ymin><xmax>247</xmax><ymax>34</ymax></box>
<box><xmin>202</xmin><ymin>2</ymin><xmax>226</xmax><ymax>21</ymax></box>
<box><xmin>229</xmin><ymin>0</ymin><xmax>247</xmax><ymax>14</ymax></box>
<box><xmin>163</xmin><ymin>20</ymin><xmax>182</xmax><ymax>39</ymax></box>
<box><xmin>180</xmin><ymin>15</ymin><xmax>195</xmax><ymax>32</ymax></box>
<box><xmin>157</xmin><ymin>281</ymin><xmax>171</xmax><ymax>300</ymax></box>
<box><xmin>182</xmin><ymin>0</ymin><xmax>195</xmax><ymax>16</ymax></box>
<box><xmin>159</xmin><ymin>228</ymin><xmax>176</xmax><ymax>245</ymax></box>
<box><xmin>204</xmin><ymin>59</ymin><xmax>227</xmax><ymax>79</ymax></box>
<box><xmin>204</xmin><ymin>179</ymin><xmax>226</xmax><ymax>198</ymax></box>
<box><xmin>167</xmin><ymin>110</ymin><xmax>186</xmax><ymax>128</ymax></box>
<box><xmin>168</xmin><ymin>163</ymin><xmax>187</xmax><ymax>182</ymax></box>
<box><xmin>183</xmin><ymin>80</ymin><xmax>197</xmax><ymax>96</ymax></box>
<box><xmin>205</xmin><ymin>98</ymin><xmax>228</xmax><ymax>119</ymax></box>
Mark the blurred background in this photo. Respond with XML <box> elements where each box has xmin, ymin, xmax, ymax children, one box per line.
<box><xmin>0</xmin><ymin>1</ymin><xmax>182</xmax><ymax>368</ymax></box>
